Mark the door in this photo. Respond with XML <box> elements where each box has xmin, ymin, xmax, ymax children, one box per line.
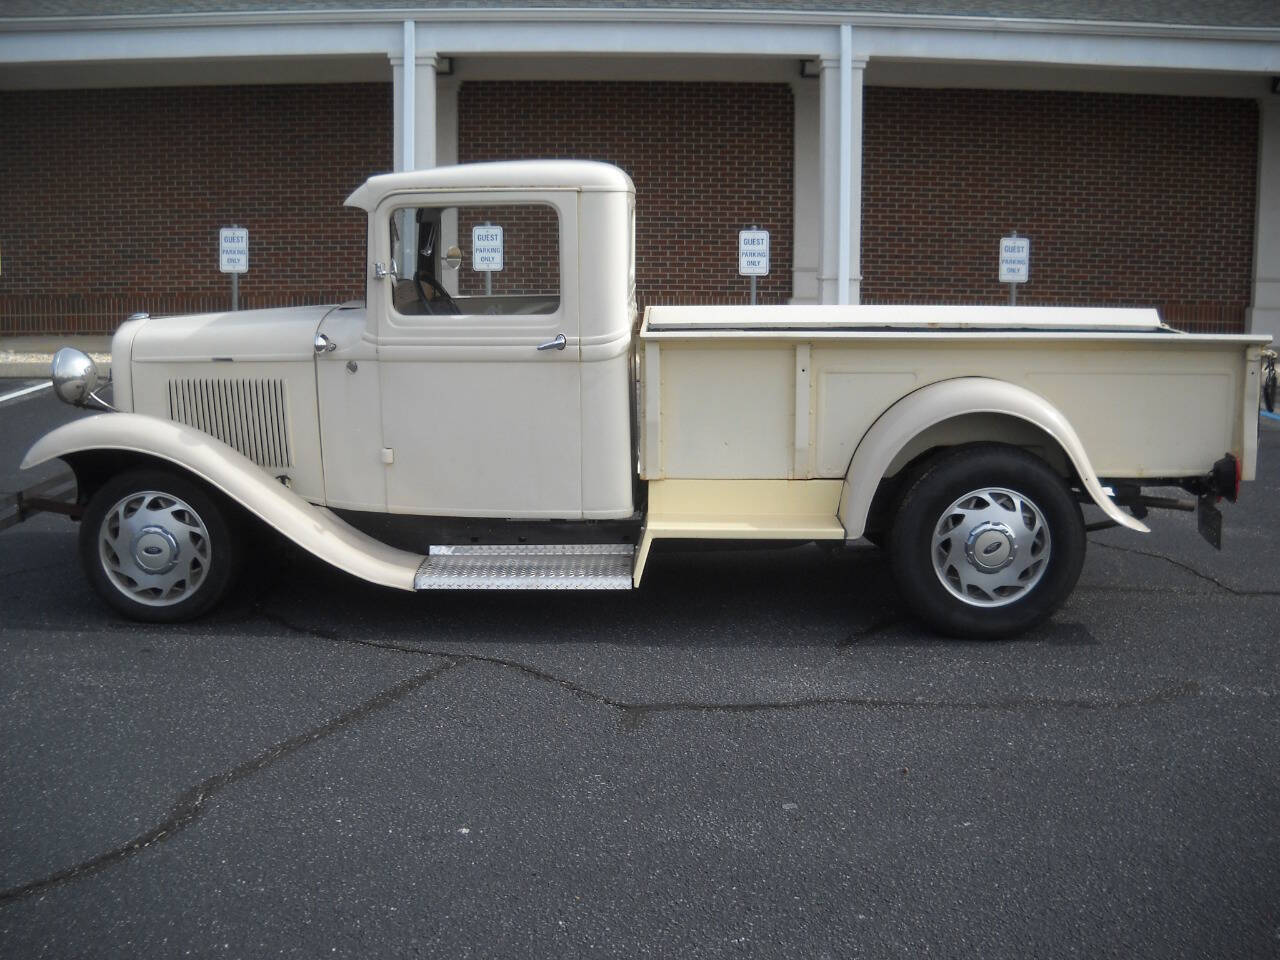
<box><xmin>373</xmin><ymin>191</ymin><xmax>583</xmax><ymax>519</ymax></box>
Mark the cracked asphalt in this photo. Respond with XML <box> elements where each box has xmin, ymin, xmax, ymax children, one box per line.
<box><xmin>2</xmin><ymin>382</ymin><xmax>1279</xmax><ymax>959</ymax></box>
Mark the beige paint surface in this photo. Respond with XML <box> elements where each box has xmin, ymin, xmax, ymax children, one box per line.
<box><xmin>645</xmin><ymin>328</ymin><xmax>1262</xmax><ymax>484</ymax></box>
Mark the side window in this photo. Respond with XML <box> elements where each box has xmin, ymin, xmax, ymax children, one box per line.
<box><xmin>389</xmin><ymin>203</ymin><xmax>560</xmax><ymax>317</ymax></box>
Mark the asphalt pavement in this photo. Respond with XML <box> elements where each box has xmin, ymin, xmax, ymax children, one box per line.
<box><xmin>1</xmin><ymin>382</ymin><xmax>1278</xmax><ymax>959</ymax></box>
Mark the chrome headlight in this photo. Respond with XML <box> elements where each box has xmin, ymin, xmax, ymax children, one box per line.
<box><xmin>51</xmin><ymin>347</ymin><xmax>101</xmax><ymax>407</ymax></box>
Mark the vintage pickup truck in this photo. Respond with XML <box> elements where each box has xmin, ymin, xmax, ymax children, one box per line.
<box><xmin>12</xmin><ymin>160</ymin><xmax>1270</xmax><ymax>638</ymax></box>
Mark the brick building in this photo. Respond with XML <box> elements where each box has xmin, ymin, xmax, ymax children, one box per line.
<box><xmin>1</xmin><ymin>2</ymin><xmax>1278</xmax><ymax>338</ymax></box>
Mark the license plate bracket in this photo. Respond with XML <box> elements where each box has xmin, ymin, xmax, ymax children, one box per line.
<box><xmin>1196</xmin><ymin>495</ymin><xmax>1223</xmax><ymax>550</ymax></box>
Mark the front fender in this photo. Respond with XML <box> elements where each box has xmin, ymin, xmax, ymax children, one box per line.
<box><xmin>838</xmin><ymin>377</ymin><xmax>1149</xmax><ymax>538</ymax></box>
<box><xmin>22</xmin><ymin>413</ymin><xmax>424</xmax><ymax>590</ymax></box>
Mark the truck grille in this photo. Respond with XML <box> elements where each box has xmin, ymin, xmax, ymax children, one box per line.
<box><xmin>167</xmin><ymin>378</ymin><xmax>293</xmax><ymax>469</ymax></box>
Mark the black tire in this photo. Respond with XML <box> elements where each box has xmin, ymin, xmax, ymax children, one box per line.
<box><xmin>1264</xmin><ymin>368</ymin><xmax>1277</xmax><ymax>414</ymax></box>
<box><xmin>887</xmin><ymin>444</ymin><xmax>1086</xmax><ymax>640</ymax></box>
<box><xmin>864</xmin><ymin>452</ymin><xmax>942</xmax><ymax>550</ymax></box>
<box><xmin>78</xmin><ymin>468</ymin><xmax>240</xmax><ymax>623</ymax></box>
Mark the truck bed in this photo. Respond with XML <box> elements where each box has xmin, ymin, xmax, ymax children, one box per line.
<box><xmin>638</xmin><ymin>305</ymin><xmax>1268</xmax><ymax>484</ymax></box>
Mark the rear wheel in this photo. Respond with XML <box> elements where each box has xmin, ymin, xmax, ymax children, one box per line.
<box><xmin>79</xmin><ymin>469</ymin><xmax>240</xmax><ymax>622</ymax></box>
<box><xmin>1264</xmin><ymin>366</ymin><xmax>1277</xmax><ymax>413</ymax></box>
<box><xmin>888</xmin><ymin>445</ymin><xmax>1085</xmax><ymax>639</ymax></box>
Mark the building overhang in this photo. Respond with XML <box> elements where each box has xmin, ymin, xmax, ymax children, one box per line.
<box><xmin>2</xmin><ymin>6</ymin><xmax>1279</xmax><ymax>91</ymax></box>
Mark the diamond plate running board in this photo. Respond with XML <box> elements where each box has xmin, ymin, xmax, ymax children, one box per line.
<box><xmin>414</xmin><ymin>543</ymin><xmax>635</xmax><ymax>590</ymax></box>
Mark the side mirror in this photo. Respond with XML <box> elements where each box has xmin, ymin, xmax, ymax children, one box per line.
<box><xmin>443</xmin><ymin>245</ymin><xmax>462</xmax><ymax>271</ymax></box>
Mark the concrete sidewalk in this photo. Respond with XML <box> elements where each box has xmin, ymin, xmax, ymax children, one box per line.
<box><xmin>0</xmin><ymin>336</ymin><xmax>112</xmax><ymax>379</ymax></box>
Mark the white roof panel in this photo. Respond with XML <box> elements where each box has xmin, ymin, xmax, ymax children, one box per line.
<box><xmin>345</xmin><ymin>160</ymin><xmax>634</xmax><ymax>210</ymax></box>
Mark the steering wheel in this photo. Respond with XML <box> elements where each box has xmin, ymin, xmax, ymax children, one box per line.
<box><xmin>414</xmin><ymin>273</ymin><xmax>461</xmax><ymax>315</ymax></box>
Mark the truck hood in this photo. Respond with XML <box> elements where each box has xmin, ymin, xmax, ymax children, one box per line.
<box><xmin>130</xmin><ymin>304</ymin><xmax>339</xmax><ymax>363</ymax></box>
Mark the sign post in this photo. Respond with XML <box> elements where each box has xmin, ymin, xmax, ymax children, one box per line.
<box><xmin>999</xmin><ymin>233</ymin><xmax>1029</xmax><ymax>306</ymax></box>
<box><xmin>219</xmin><ymin>226</ymin><xmax>249</xmax><ymax>311</ymax></box>
<box><xmin>739</xmin><ymin>227</ymin><xmax>770</xmax><ymax>305</ymax></box>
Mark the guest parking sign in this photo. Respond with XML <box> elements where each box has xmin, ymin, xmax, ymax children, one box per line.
<box><xmin>999</xmin><ymin>235</ymin><xmax>1029</xmax><ymax>284</ymax></box>
<box><xmin>999</xmin><ymin>234</ymin><xmax>1029</xmax><ymax>305</ymax></box>
<box><xmin>219</xmin><ymin>227</ymin><xmax>249</xmax><ymax>274</ymax></box>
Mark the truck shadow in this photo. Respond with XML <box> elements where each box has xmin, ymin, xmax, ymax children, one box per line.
<box><xmin>237</xmin><ymin>540</ymin><xmax>894</xmax><ymax>644</ymax></box>
<box><xmin>236</xmin><ymin>540</ymin><xmax>1097</xmax><ymax>650</ymax></box>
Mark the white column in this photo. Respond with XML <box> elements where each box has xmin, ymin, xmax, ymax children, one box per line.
<box><xmin>438</xmin><ymin>77</ymin><xmax>461</xmax><ymax>295</ymax></box>
<box><xmin>389</xmin><ymin>51</ymin><xmax>413</xmax><ymax>273</ymax></box>
<box><xmin>791</xmin><ymin>77</ymin><xmax>821</xmax><ymax>303</ymax></box>
<box><xmin>1249</xmin><ymin>97</ymin><xmax>1280</xmax><ymax>342</ymax></box>
<box><xmin>390</xmin><ymin>27</ymin><xmax>439</xmax><ymax>277</ymax></box>
<box><xmin>818</xmin><ymin>45</ymin><xmax>865</xmax><ymax>305</ymax></box>
<box><xmin>414</xmin><ymin>52</ymin><xmax>438</xmax><ymax>170</ymax></box>
<box><xmin>390</xmin><ymin>48</ymin><xmax>438</xmax><ymax>171</ymax></box>
<box><xmin>390</xmin><ymin>53</ymin><xmax>407</xmax><ymax>172</ymax></box>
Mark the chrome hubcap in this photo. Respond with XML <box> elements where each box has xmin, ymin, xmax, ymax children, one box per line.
<box><xmin>98</xmin><ymin>490</ymin><xmax>211</xmax><ymax>606</ymax></box>
<box><xmin>932</xmin><ymin>487</ymin><xmax>1050</xmax><ymax>607</ymax></box>
<box><xmin>132</xmin><ymin>526</ymin><xmax>180</xmax><ymax>574</ymax></box>
<box><xmin>964</xmin><ymin>521</ymin><xmax>1016</xmax><ymax>572</ymax></box>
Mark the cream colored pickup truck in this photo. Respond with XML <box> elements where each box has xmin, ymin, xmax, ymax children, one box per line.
<box><xmin>14</xmin><ymin>160</ymin><xmax>1270</xmax><ymax>638</ymax></box>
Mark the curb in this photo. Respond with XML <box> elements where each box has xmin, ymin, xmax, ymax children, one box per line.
<box><xmin>0</xmin><ymin>338</ymin><xmax>113</xmax><ymax>380</ymax></box>
<box><xmin>0</xmin><ymin>358</ymin><xmax>112</xmax><ymax>380</ymax></box>
<box><xmin>0</xmin><ymin>361</ymin><xmax>55</xmax><ymax>380</ymax></box>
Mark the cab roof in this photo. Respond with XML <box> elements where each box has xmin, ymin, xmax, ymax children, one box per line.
<box><xmin>345</xmin><ymin>159</ymin><xmax>634</xmax><ymax>211</ymax></box>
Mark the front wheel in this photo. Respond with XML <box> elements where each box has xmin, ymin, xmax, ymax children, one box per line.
<box><xmin>79</xmin><ymin>469</ymin><xmax>241</xmax><ymax>622</ymax></box>
<box><xmin>1264</xmin><ymin>366</ymin><xmax>1277</xmax><ymax>414</ymax></box>
<box><xmin>888</xmin><ymin>445</ymin><xmax>1086</xmax><ymax>640</ymax></box>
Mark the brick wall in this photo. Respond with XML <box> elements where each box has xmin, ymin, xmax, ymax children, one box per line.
<box><xmin>458</xmin><ymin>81</ymin><xmax>795</xmax><ymax>309</ymax></box>
<box><xmin>0</xmin><ymin>84</ymin><xmax>391</xmax><ymax>335</ymax></box>
<box><xmin>862</xmin><ymin>88</ymin><xmax>1258</xmax><ymax>332</ymax></box>
<box><xmin>2</xmin><ymin>81</ymin><xmax>1256</xmax><ymax>336</ymax></box>
<box><xmin>455</xmin><ymin>204</ymin><xmax>560</xmax><ymax>296</ymax></box>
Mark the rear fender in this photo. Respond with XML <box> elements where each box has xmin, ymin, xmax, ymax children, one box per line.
<box><xmin>838</xmin><ymin>378</ymin><xmax>1149</xmax><ymax>538</ymax></box>
<box><xmin>21</xmin><ymin>413</ymin><xmax>423</xmax><ymax>590</ymax></box>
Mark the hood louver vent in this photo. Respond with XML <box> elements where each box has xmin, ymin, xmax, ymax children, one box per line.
<box><xmin>167</xmin><ymin>378</ymin><xmax>293</xmax><ymax>469</ymax></box>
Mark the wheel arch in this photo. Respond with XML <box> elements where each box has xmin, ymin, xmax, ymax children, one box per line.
<box><xmin>860</xmin><ymin>413</ymin><xmax>1068</xmax><ymax>542</ymax></box>
<box><xmin>61</xmin><ymin>447</ymin><xmax>195</xmax><ymax>506</ymax></box>
<box><xmin>22</xmin><ymin>413</ymin><xmax>423</xmax><ymax>590</ymax></box>
<box><xmin>840</xmin><ymin>377</ymin><xmax>1148</xmax><ymax>539</ymax></box>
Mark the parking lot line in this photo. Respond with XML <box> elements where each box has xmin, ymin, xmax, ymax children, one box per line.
<box><xmin>0</xmin><ymin>381</ymin><xmax>51</xmax><ymax>405</ymax></box>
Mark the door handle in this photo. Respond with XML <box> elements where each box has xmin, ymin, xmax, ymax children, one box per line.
<box><xmin>536</xmin><ymin>333</ymin><xmax>567</xmax><ymax>352</ymax></box>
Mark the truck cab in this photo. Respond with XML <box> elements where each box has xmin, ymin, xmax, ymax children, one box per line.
<box><xmin>323</xmin><ymin>160</ymin><xmax>637</xmax><ymax>521</ymax></box>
